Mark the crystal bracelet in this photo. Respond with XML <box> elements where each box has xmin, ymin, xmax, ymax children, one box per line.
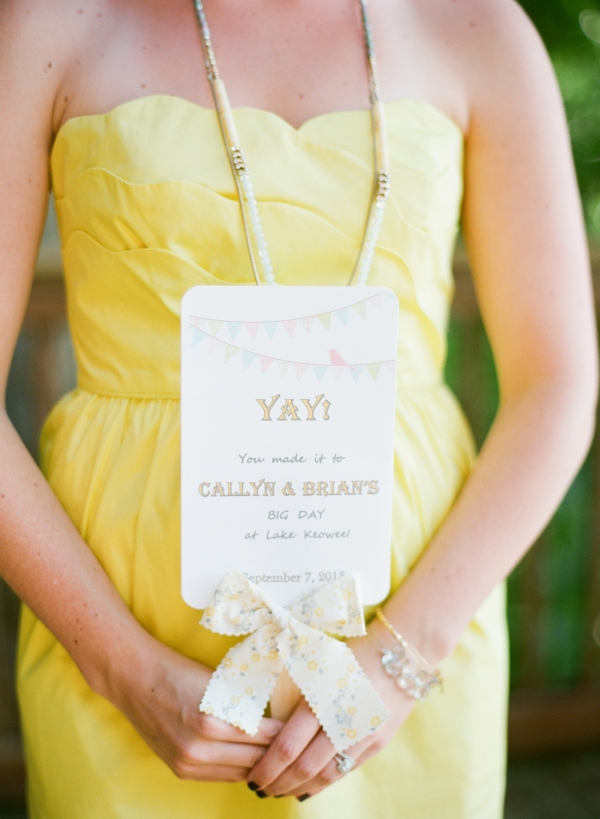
<box><xmin>369</xmin><ymin>609</ymin><xmax>443</xmax><ymax>700</ymax></box>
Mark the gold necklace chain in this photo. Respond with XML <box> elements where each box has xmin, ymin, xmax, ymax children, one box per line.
<box><xmin>191</xmin><ymin>0</ymin><xmax>390</xmax><ymax>286</ymax></box>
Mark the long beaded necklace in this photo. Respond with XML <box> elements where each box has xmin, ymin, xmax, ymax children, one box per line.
<box><xmin>191</xmin><ymin>0</ymin><xmax>389</xmax><ymax>287</ymax></box>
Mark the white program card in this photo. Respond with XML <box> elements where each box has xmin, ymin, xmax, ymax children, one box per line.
<box><xmin>181</xmin><ymin>286</ymin><xmax>398</xmax><ymax>608</ymax></box>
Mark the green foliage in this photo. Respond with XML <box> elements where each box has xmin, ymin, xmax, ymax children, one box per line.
<box><xmin>519</xmin><ymin>0</ymin><xmax>600</xmax><ymax>50</ymax></box>
<box><xmin>519</xmin><ymin>1</ymin><xmax>600</xmax><ymax>235</ymax></box>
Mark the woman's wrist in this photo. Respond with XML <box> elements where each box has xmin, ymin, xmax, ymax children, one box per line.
<box><xmin>75</xmin><ymin>614</ymin><xmax>159</xmax><ymax>707</ymax></box>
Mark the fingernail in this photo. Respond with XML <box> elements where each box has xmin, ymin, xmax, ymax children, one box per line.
<box><xmin>298</xmin><ymin>794</ymin><xmax>311</xmax><ymax>802</ymax></box>
<box><xmin>274</xmin><ymin>794</ymin><xmax>284</xmax><ymax>798</ymax></box>
<box><xmin>247</xmin><ymin>782</ymin><xmax>259</xmax><ymax>791</ymax></box>
<box><xmin>256</xmin><ymin>790</ymin><xmax>268</xmax><ymax>798</ymax></box>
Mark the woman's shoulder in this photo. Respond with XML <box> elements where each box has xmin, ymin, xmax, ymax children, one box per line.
<box><xmin>0</xmin><ymin>0</ymin><xmax>101</xmax><ymax>58</ymax></box>
<box><xmin>408</xmin><ymin>0</ymin><xmax>558</xmax><ymax>129</ymax></box>
<box><xmin>412</xmin><ymin>0</ymin><xmax>540</xmax><ymax>46</ymax></box>
<box><xmin>0</xmin><ymin>0</ymin><xmax>114</xmax><ymax>131</ymax></box>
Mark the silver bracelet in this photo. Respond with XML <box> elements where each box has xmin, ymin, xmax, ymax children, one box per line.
<box><xmin>369</xmin><ymin>610</ymin><xmax>443</xmax><ymax>700</ymax></box>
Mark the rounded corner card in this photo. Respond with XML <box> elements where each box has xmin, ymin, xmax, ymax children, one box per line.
<box><xmin>181</xmin><ymin>287</ymin><xmax>398</xmax><ymax>607</ymax></box>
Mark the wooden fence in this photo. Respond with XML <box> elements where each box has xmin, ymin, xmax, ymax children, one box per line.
<box><xmin>1</xmin><ymin>248</ymin><xmax>600</xmax><ymax>800</ymax></box>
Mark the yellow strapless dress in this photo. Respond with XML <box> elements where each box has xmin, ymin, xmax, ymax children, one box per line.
<box><xmin>17</xmin><ymin>95</ymin><xmax>508</xmax><ymax>819</ymax></box>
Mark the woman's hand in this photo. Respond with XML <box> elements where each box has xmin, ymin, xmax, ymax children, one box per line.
<box><xmin>105</xmin><ymin>633</ymin><xmax>284</xmax><ymax>783</ymax></box>
<box><xmin>245</xmin><ymin>629</ymin><xmax>416</xmax><ymax>799</ymax></box>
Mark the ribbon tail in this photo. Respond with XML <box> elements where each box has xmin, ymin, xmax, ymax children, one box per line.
<box><xmin>283</xmin><ymin>623</ymin><xmax>391</xmax><ymax>753</ymax></box>
<box><xmin>200</xmin><ymin>624</ymin><xmax>283</xmax><ymax>736</ymax></box>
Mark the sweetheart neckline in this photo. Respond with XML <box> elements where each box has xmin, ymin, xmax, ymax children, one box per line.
<box><xmin>51</xmin><ymin>93</ymin><xmax>464</xmax><ymax>156</ymax></box>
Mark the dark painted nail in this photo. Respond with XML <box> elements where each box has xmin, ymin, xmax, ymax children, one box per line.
<box><xmin>256</xmin><ymin>790</ymin><xmax>268</xmax><ymax>798</ymax></box>
<box><xmin>274</xmin><ymin>795</ymin><xmax>284</xmax><ymax>798</ymax></box>
<box><xmin>247</xmin><ymin>782</ymin><xmax>259</xmax><ymax>791</ymax></box>
<box><xmin>298</xmin><ymin>794</ymin><xmax>311</xmax><ymax>802</ymax></box>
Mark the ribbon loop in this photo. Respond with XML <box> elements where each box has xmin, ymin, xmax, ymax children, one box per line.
<box><xmin>200</xmin><ymin>572</ymin><xmax>390</xmax><ymax>752</ymax></box>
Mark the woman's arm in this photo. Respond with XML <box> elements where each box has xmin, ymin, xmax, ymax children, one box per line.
<box><xmin>0</xmin><ymin>0</ymin><xmax>281</xmax><ymax>780</ymax></box>
<box><xmin>247</xmin><ymin>0</ymin><xmax>598</xmax><ymax>798</ymax></box>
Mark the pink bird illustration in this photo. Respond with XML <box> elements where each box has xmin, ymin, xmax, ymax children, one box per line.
<box><xmin>328</xmin><ymin>348</ymin><xmax>360</xmax><ymax>376</ymax></box>
<box><xmin>328</xmin><ymin>348</ymin><xmax>347</xmax><ymax>367</ymax></box>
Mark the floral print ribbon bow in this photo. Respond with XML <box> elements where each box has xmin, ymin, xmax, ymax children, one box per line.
<box><xmin>199</xmin><ymin>572</ymin><xmax>390</xmax><ymax>752</ymax></box>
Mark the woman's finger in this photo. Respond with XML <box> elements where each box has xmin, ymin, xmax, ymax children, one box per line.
<box><xmin>172</xmin><ymin>762</ymin><xmax>251</xmax><ymax>783</ymax></box>
<box><xmin>247</xmin><ymin>699</ymin><xmax>321</xmax><ymax>789</ymax></box>
<box><xmin>286</xmin><ymin>755</ymin><xmax>344</xmax><ymax>799</ymax></box>
<box><xmin>265</xmin><ymin>729</ymin><xmax>337</xmax><ymax>796</ymax></box>
<box><xmin>187</xmin><ymin>739</ymin><xmax>268</xmax><ymax>769</ymax></box>
<box><xmin>285</xmin><ymin>745</ymin><xmax>374</xmax><ymax>800</ymax></box>
<box><xmin>196</xmin><ymin>713</ymin><xmax>284</xmax><ymax>746</ymax></box>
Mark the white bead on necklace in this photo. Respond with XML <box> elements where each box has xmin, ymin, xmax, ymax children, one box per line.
<box><xmin>192</xmin><ymin>0</ymin><xmax>390</xmax><ymax>288</ymax></box>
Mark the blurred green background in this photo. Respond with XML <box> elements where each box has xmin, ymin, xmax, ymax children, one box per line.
<box><xmin>532</xmin><ymin>0</ymin><xmax>600</xmax><ymax>236</ymax></box>
<box><xmin>445</xmin><ymin>0</ymin><xmax>600</xmax><ymax>692</ymax></box>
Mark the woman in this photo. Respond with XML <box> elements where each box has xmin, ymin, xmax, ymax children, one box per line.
<box><xmin>0</xmin><ymin>0</ymin><xmax>596</xmax><ymax>816</ymax></box>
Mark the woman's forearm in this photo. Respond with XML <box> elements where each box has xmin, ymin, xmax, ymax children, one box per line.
<box><xmin>0</xmin><ymin>409</ymin><xmax>150</xmax><ymax>698</ymax></box>
<box><xmin>381</xmin><ymin>374</ymin><xmax>597</xmax><ymax>665</ymax></box>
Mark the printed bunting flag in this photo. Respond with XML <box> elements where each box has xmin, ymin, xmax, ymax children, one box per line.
<box><xmin>295</xmin><ymin>362</ymin><xmax>310</xmax><ymax>380</ymax></box>
<box><xmin>187</xmin><ymin>320</ymin><xmax>395</xmax><ymax>385</ymax></box>
<box><xmin>351</xmin><ymin>301</ymin><xmax>367</xmax><ymax>319</ymax></box>
<box><xmin>312</xmin><ymin>364</ymin><xmax>328</xmax><ymax>382</ymax></box>
<box><xmin>187</xmin><ymin>292</ymin><xmax>396</xmax><ymax>341</ymax></box>
<box><xmin>278</xmin><ymin>360</ymin><xmax>291</xmax><ymax>377</ymax></box>
<box><xmin>191</xmin><ymin>327</ymin><xmax>206</xmax><ymax>346</ymax></box>
<box><xmin>334</xmin><ymin>307</ymin><xmax>349</xmax><ymax>325</ymax></box>
<box><xmin>226</xmin><ymin>321</ymin><xmax>242</xmax><ymax>338</ymax></box>
<box><xmin>224</xmin><ymin>344</ymin><xmax>239</xmax><ymax>362</ymax></box>
<box><xmin>316</xmin><ymin>312</ymin><xmax>332</xmax><ymax>330</ymax></box>
<box><xmin>283</xmin><ymin>319</ymin><xmax>297</xmax><ymax>337</ymax></box>
<box><xmin>243</xmin><ymin>350</ymin><xmax>257</xmax><ymax>369</ymax></box>
<box><xmin>209</xmin><ymin>320</ymin><xmax>225</xmax><ymax>337</ymax></box>
<box><xmin>301</xmin><ymin>316</ymin><xmax>315</xmax><ymax>334</ymax></box>
<box><xmin>260</xmin><ymin>356</ymin><xmax>275</xmax><ymax>373</ymax></box>
<box><xmin>366</xmin><ymin>362</ymin><xmax>381</xmax><ymax>381</ymax></box>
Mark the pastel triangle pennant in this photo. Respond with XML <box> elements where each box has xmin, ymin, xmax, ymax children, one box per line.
<box><xmin>366</xmin><ymin>362</ymin><xmax>381</xmax><ymax>381</ymax></box>
<box><xmin>316</xmin><ymin>312</ymin><xmax>332</xmax><ymax>330</ymax></box>
<box><xmin>301</xmin><ymin>316</ymin><xmax>315</xmax><ymax>334</ymax></box>
<box><xmin>331</xmin><ymin>366</ymin><xmax>345</xmax><ymax>383</ymax></box>
<box><xmin>224</xmin><ymin>344</ymin><xmax>239</xmax><ymax>362</ymax></box>
<box><xmin>350</xmin><ymin>365</ymin><xmax>363</xmax><ymax>382</ymax></box>
<box><xmin>351</xmin><ymin>300</ymin><xmax>367</xmax><ymax>319</ymax></box>
<box><xmin>334</xmin><ymin>307</ymin><xmax>349</xmax><ymax>325</ymax></box>
<box><xmin>263</xmin><ymin>321</ymin><xmax>278</xmax><ymax>339</ymax></box>
<box><xmin>209</xmin><ymin>320</ymin><xmax>225</xmax><ymax>337</ymax></box>
<box><xmin>260</xmin><ymin>356</ymin><xmax>275</xmax><ymax>373</ymax></box>
<box><xmin>191</xmin><ymin>327</ymin><xmax>206</xmax><ymax>346</ymax></box>
<box><xmin>278</xmin><ymin>359</ymin><xmax>291</xmax><ymax>377</ymax></box>
<box><xmin>226</xmin><ymin>321</ymin><xmax>242</xmax><ymax>338</ymax></box>
<box><xmin>312</xmin><ymin>364</ymin><xmax>328</xmax><ymax>382</ymax></box>
<box><xmin>295</xmin><ymin>362</ymin><xmax>310</xmax><ymax>380</ymax></box>
<box><xmin>245</xmin><ymin>322</ymin><xmax>261</xmax><ymax>339</ymax></box>
<box><xmin>243</xmin><ymin>350</ymin><xmax>257</xmax><ymax>369</ymax></box>
<box><xmin>371</xmin><ymin>292</ymin><xmax>384</xmax><ymax>311</ymax></box>
<box><xmin>208</xmin><ymin>335</ymin><xmax>222</xmax><ymax>353</ymax></box>
<box><xmin>283</xmin><ymin>319</ymin><xmax>297</xmax><ymax>337</ymax></box>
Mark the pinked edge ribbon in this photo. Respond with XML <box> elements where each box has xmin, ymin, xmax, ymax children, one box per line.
<box><xmin>199</xmin><ymin>572</ymin><xmax>390</xmax><ymax>752</ymax></box>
